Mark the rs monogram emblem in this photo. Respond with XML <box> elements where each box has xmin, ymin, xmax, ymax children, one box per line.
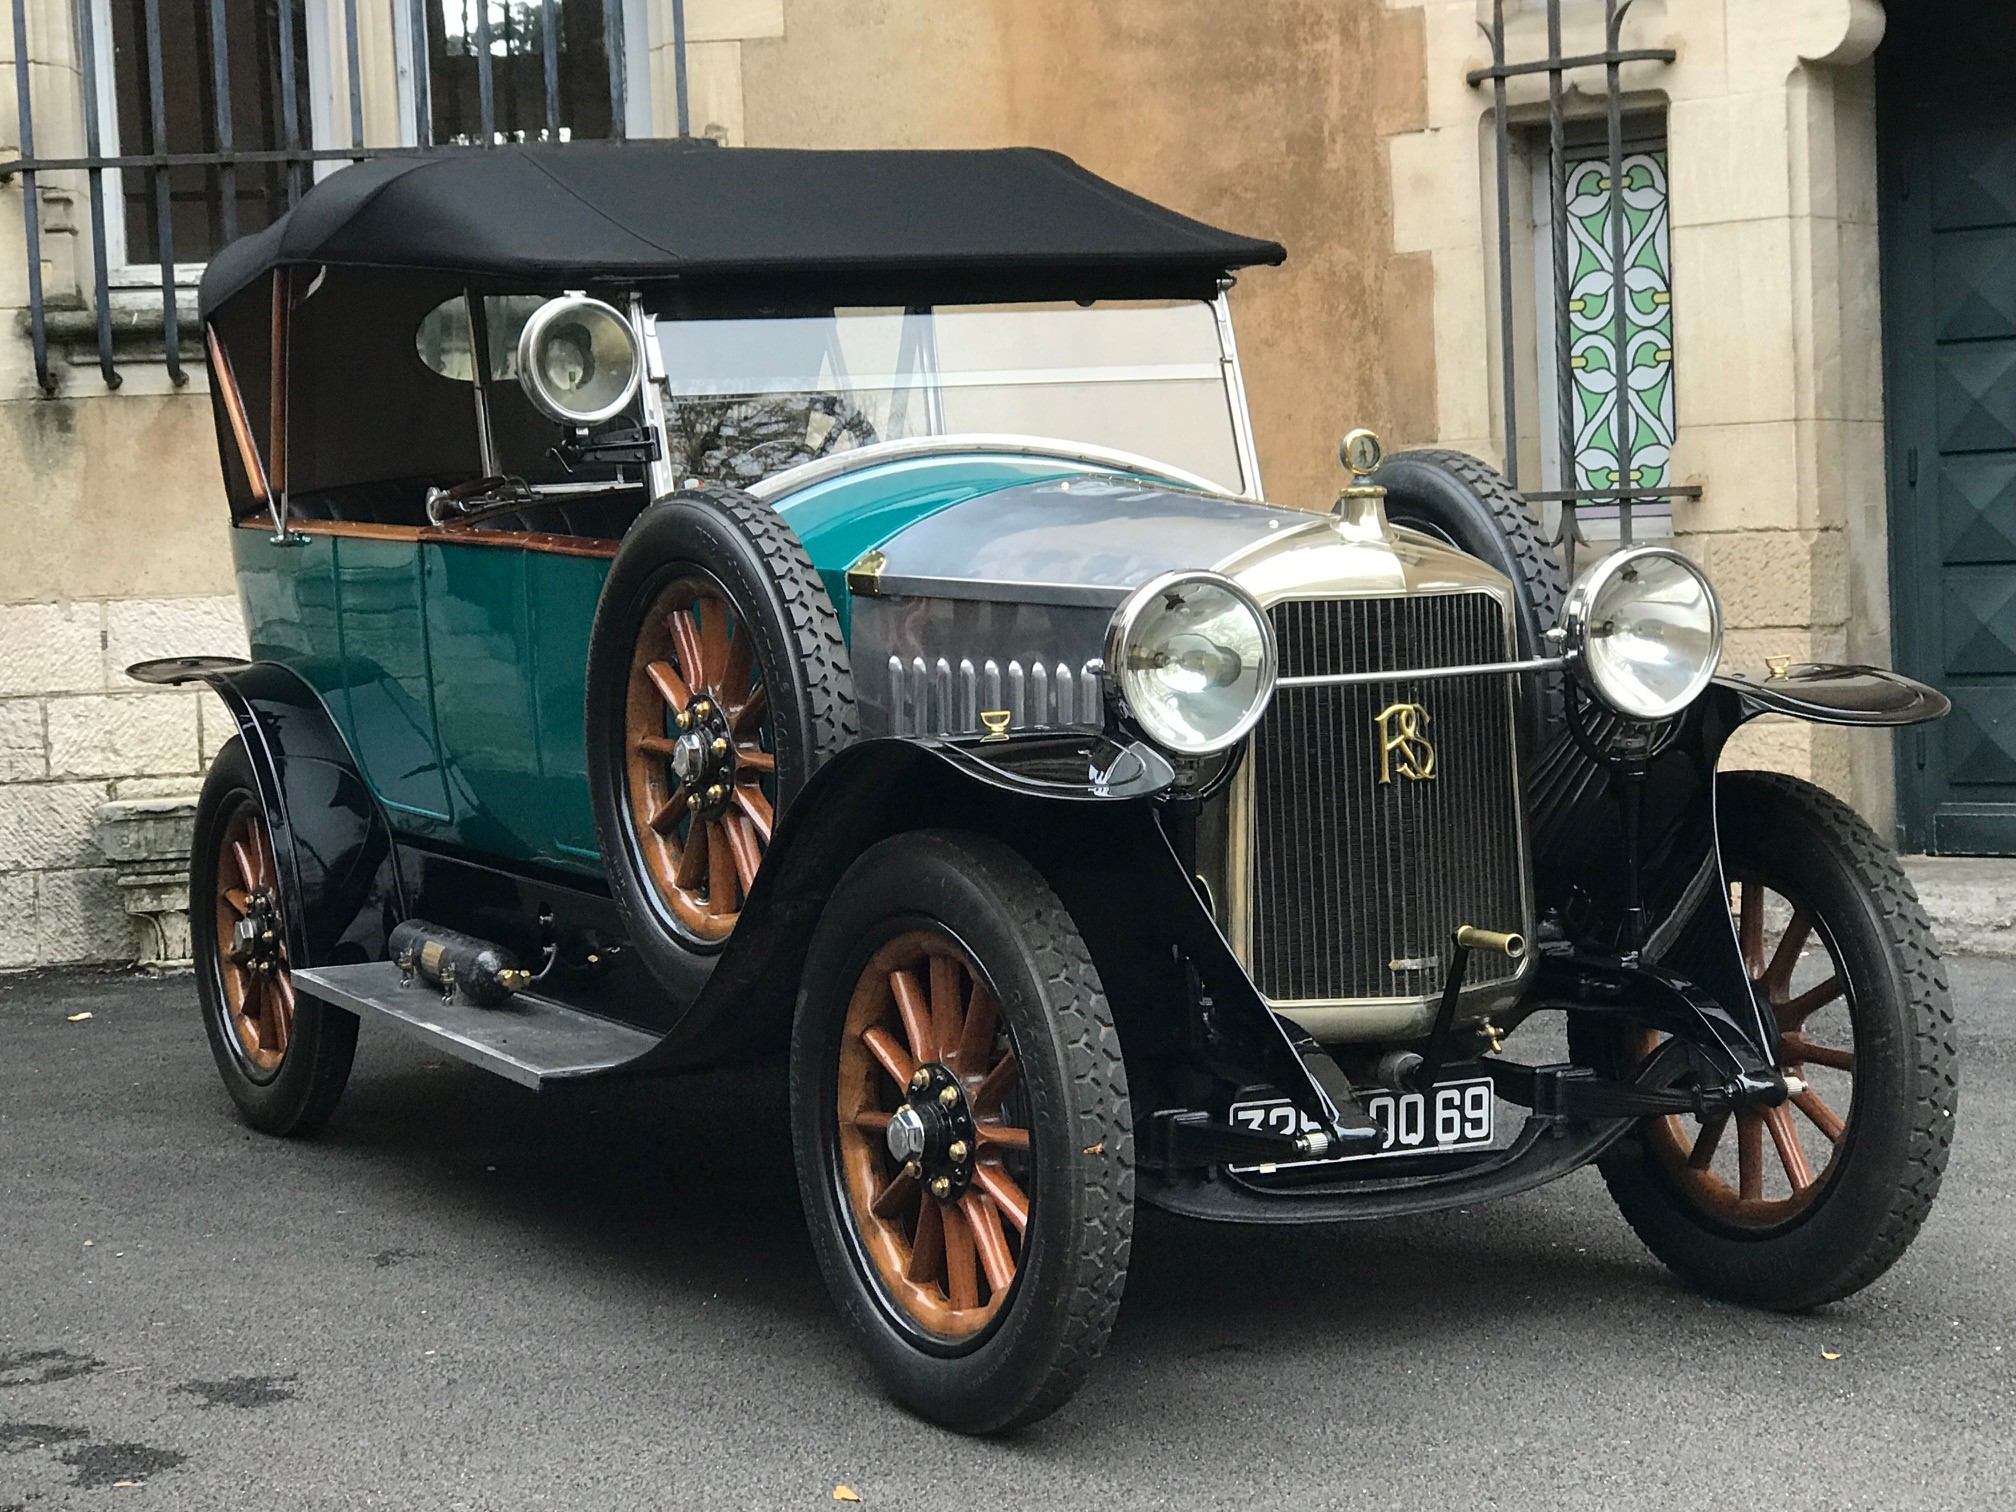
<box><xmin>1373</xmin><ymin>701</ymin><xmax>1436</xmax><ymax>784</ymax></box>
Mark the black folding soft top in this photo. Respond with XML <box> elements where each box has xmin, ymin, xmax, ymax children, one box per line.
<box><xmin>198</xmin><ymin>140</ymin><xmax>1286</xmax><ymax>319</ymax></box>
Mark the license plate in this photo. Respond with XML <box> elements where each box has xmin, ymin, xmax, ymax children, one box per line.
<box><xmin>1227</xmin><ymin>1077</ymin><xmax>1496</xmax><ymax>1172</ymax></box>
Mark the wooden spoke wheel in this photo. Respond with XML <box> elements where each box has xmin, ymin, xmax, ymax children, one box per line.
<box><xmin>1589</xmin><ymin>771</ymin><xmax>1954</xmax><ymax>1312</ymax></box>
<box><xmin>1636</xmin><ymin>870</ymin><xmax>1857</xmax><ymax>1226</ymax></box>
<box><xmin>623</xmin><ymin>571</ymin><xmax>779</xmax><ymax>943</ymax></box>
<box><xmin>212</xmin><ymin>794</ymin><xmax>295</xmax><ymax>1075</ymax></box>
<box><xmin>835</xmin><ymin>929</ymin><xmax>1032</xmax><ymax>1342</ymax></box>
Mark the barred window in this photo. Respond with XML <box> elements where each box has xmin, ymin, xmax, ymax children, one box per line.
<box><xmin>426</xmin><ymin>0</ymin><xmax>621</xmax><ymax>145</ymax></box>
<box><xmin>102</xmin><ymin>0</ymin><xmax>314</xmax><ymax>272</ymax></box>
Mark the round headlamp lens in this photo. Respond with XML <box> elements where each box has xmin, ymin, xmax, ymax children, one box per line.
<box><xmin>1108</xmin><ymin>573</ymin><xmax>1276</xmax><ymax>755</ymax></box>
<box><xmin>1567</xmin><ymin>547</ymin><xmax>1722</xmax><ymax>720</ymax></box>
<box><xmin>516</xmin><ymin>296</ymin><xmax>641</xmax><ymax>425</ymax></box>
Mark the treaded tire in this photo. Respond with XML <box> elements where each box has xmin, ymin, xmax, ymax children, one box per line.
<box><xmin>192</xmin><ymin>737</ymin><xmax>357</xmax><ymax>1137</ymax></box>
<box><xmin>586</xmin><ymin>483</ymin><xmax>856</xmax><ymax>998</ymax></box>
<box><xmin>790</xmin><ymin>830</ymin><xmax>1134</xmax><ymax>1434</ymax></box>
<box><xmin>1374</xmin><ymin>448</ymin><xmax>1566</xmax><ymax>745</ymax></box>
<box><xmin>1590</xmin><ymin>771</ymin><xmax>1958</xmax><ymax>1309</ymax></box>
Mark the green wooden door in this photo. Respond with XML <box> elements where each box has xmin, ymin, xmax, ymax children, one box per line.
<box><xmin>1880</xmin><ymin>5</ymin><xmax>2016</xmax><ymax>853</ymax></box>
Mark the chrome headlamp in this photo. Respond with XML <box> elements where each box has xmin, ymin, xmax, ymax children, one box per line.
<box><xmin>1560</xmin><ymin>546</ymin><xmax>1722</xmax><ymax>720</ymax></box>
<box><xmin>516</xmin><ymin>295</ymin><xmax>642</xmax><ymax>426</ymax></box>
<box><xmin>1104</xmin><ymin>571</ymin><xmax>1277</xmax><ymax>756</ymax></box>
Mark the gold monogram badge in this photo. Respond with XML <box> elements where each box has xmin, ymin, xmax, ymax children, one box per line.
<box><xmin>1373</xmin><ymin>701</ymin><xmax>1436</xmax><ymax>784</ymax></box>
<box><xmin>979</xmin><ymin>710</ymin><xmax>1012</xmax><ymax>743</ymax></box>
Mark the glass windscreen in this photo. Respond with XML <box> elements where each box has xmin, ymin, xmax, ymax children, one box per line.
<box><xmin>651</xmin><ymin>301</ymin><xmax>1245</xmax><ymax>494</ymax></box>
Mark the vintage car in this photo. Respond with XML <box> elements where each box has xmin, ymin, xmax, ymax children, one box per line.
<box><xmin>138</xmin><ymin>140</ymin><xmax>1958</xmax><ymax>1434</ymax></box>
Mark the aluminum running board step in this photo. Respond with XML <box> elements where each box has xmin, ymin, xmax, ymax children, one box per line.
<box><xmin>293</xmin><ymin>961</ymin><xmax>660</xmax><ymax>1090</ymax></box>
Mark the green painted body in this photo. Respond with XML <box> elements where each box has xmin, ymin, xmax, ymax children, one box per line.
<box><xmin>233</xmin><ymin>454</ymin><xmax>1107</xmax><ymax>875</ymax></box>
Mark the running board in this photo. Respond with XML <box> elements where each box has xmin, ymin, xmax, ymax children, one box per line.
<box><xmin>293</xmin><ymin>961</ymin><xmax>660</xmax><ymax>1089</ymax></box>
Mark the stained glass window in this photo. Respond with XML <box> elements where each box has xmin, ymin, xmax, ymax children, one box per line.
<box><xmin>1535</xmin><ymin>142</ymin><xmax>1675</xmax><ymax>537</ymax></box>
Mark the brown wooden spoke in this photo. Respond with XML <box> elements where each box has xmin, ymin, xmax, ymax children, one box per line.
<box><xmin>1793</xmin><ymin>1086</ymin><xmax>1847</xmax><ymax>1144</ymax></box>
<box><xmin>1780</xmin><ymin>1033</ymin><xmax>1855</xmax><ymax>1073</ymax></box>
<box><xmin>834</xmin><ymin>930</ymin><xmax>1031</xmax><ymax>1341</ymax></box>
<box><xmin>1776</xmin><ymin>976</ymin><xmax>1844</xmax><ymax>1031</ymax></box>
<box><xmin>1736</xmin><ymin>880</ymin><xmax>1766</xmax><ymax>979</ymax></box>
<box><xmin>624</xmin><ymin>576</ymin><xmax>780</xmax><ymax>942</ymax></box>
<box><xmin>731</xmin><ymin>783</ymin><xmax>774</xmax><ymax>843</ymax></box>
<box><xmin>1688</xmin><ymin>1112</ymin><xmax>1728</xmax><ymax>1170</ymax></box>
<box><xmin>1736</xmin><ymin>1112</ymin><xmax>1764</xmax><ymax>1201</ymax></box>
<box><xmin>860</xmin><ymin>1026</ymin><xmax>917</xmax><ymax>1089</ymax></box>
<box><xmin>971</xmin><ymin>1161</ymin><xmax>1030</xmax><ymax>1232</ymax></box>
<box><xmin>1641</xmin><ymin>869</ymin><xmax>1857</xmax><ymax>1225</ymax></box>
<box><xmin>971</xmin><ymin>1053</ymin><xmax>1019</xmax><ymax>1117</ymax></box>
<box><xmin>889</xmin><ymin>967</ymin><xmax>936</xmax><ymax>1063</ymax></box>
<box><xmin>961</xmin><ymin>1192</ymin><xmax>1017</xmax><ymax>1294</ymax></box>
<box><xmin>1761</xmin><ymin>911</ymin><xmax>1814</xmax><ymax>999</ymax></box>
<box><xmin>213</xmin><ymin>799</ymin><xmax>292</xmax><ymax>1073</ymax></box>
<box><xmin>976</xmin><ymin>1122</ymin><xmax>1029</xmax><ymax>1152</ymax></box>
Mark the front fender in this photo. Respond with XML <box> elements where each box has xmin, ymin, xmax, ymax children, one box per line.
<box><xmin>1530</xmin><ymin>661</ymin><xmax>1946</xmax><ymax>1056</ymax></box>
<box><xmin>128</xmin><ymin>656</ymin><xmax>403</xmax><ymax>969</ymax></box>
<box><xmin>649</xmin><ymin>733</ymin><xmax>1351</xmax><ymax>1132</ymax></box>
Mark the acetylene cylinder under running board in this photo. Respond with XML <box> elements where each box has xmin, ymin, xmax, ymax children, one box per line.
<box><xmin>388</xmin><ymin>919</ymin><xmax>532</xmax><ymax>1007</ymax></box>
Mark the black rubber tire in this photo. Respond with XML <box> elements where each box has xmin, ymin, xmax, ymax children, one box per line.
<box><xmin>192</xmin><ymin>737</ymin><xmax>357</xmax><ymax>1137</ymax></box>
<box><xmin>1590</xmin><ymin>771</ymin><xmax>1958</xmax><ymax>1310</ymax></box>
<box><xmin>1374</xmin><ymin>449</ymin><xmax>1567</xmax><ymax>746</ymax></box>
<box><xmin>790</xmin><ymin>830</ymin><xmax>1134</xmax><ymax>1434</ymax></box>
<box><xmin>585</xmin><ymin>483</ymin><xmax>856</xmax><ymax>998</ymax></box>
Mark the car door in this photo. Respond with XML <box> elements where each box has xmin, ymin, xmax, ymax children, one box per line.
<box><xmin>421</xmin><ymin>534</ymin><xmax>607</xmax><ymax>872</ymax></box>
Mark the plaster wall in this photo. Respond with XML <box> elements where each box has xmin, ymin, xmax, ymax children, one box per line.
<box><xmin>1386</xmin><ymin>0</ymin><xmax>1895</xmax><ymax>827</ymax></box>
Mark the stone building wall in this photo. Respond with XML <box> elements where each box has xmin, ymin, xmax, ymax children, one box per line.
<box><xmin>1382</xmin><ymin>0</ymin><xmax>1894</xmax><ymax>825</ymax></box>
<box><xmin>0</xmin><ymin>0</ymin><xmax>1899</xmax><ymax>968</ymax></box>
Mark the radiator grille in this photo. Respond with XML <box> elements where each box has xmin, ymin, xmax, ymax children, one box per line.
<box><xmin>1248</xmin><ymin>592</ymin><xmax>1528</xmax><ymax>1003</ymax></box>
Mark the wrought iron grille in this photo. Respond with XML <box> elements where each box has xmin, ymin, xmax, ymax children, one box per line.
<box><xmin>1472</xmin><ymin>0</ymin><xmax>1701</xmax><ymax>575</ymax></box>
<box><xmin>1</xmin><ymin>0</ymin><xmax>692</xmax><ymax>394</ymax></box>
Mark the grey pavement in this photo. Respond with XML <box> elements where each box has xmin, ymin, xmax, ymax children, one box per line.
<box><xmin>2</xmin><ymin>961</ymin><xmax>2012</xmax><ymax>1511</ymax></box>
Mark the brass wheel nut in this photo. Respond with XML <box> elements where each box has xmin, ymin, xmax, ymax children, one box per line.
<box><xmin>929</xmin><ymin>1176</ymin><xmax>952</xmax><ymax>1200</ymax></box>
<box><xmin>938</xmin><ymin>1085</ymin><xmax>960</xmax><ymax>1108</ymax></box>
<box><xmin>902</xmin><ymin>1159</ymin><xmax>923</xmax><ymax>1182</ymax></box>
<box><xmin>675</xmin><ymin>710</ymin><xmax>692</xmax><ymax>731</ymax></box>
<box><xmin>712</xmin><ymin>737</ymin><xmax>729</xmax><ymax>757</ymax></box>
<box><xmin>946</xmin><ymin>1140</ymin><xmax>969</xmax><ymax>1163</ymax></box>
<box><xmin>908</xmin><ymin>1068</ymin><xmax>931</xmax><ymax>1093</ymax></box>
<box><xmin>687</xmin><ymin>793</ymin><xmax>702</xmax><ymax>811</ymax></box>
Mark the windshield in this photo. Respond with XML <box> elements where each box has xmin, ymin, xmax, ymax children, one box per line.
<box><xmin>650</xmin><ymin>301</ymin><xmax>1247</xmax><ymax>494</ymax></box>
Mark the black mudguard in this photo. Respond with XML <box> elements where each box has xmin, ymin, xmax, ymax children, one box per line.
<box><xmin>128</xmin><ymin>656</ymin><xmax>404</xmax><ymax>969</ymax></box>
<box><xmin>637</xmin><ymin>733</ymin><xmax>1358</xmax><ymax>1136</ymax></box>
<box><xmin>1530</xmin><ymin>661</ymin><xmax>1949</xmax><ymax>1051</ymax></box>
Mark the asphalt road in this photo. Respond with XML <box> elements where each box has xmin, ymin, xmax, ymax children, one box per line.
<box><xmin>2</xmin><ymin>962</ymin><xmax>2011</xmax><ymax>1511</ymax></box>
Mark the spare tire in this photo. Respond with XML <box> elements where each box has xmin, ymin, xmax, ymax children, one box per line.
<box><xmin>585</xmin><ymin>483</ymin><xmax>857</xmax><ymax>999</ymax></box>
<box><xmin>1372</xmin><ymin>448</ymin><xmax>1567</xmax><ymax>751</ymax></box>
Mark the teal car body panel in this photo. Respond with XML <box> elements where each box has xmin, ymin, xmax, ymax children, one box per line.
<box><xmin>231</xmin><ymin>451</ymin><xmax>1159</xmax><ymax>877</ymax></box>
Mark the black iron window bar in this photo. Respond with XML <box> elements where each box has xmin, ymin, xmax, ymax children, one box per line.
<box><xmin>1</xmin><ymin>0</ymin><xmax>690</xmax><ymax>395</ymax></box>
<box><xmin>1472</xmin><ymin>0</ymin><xmax>1701</xmax><ymax>577</ymax></box>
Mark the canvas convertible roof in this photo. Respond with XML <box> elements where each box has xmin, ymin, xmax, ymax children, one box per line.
<box><xmin>198</xmin><ymin>141</ymin><xmax>1287</xmax><ymax>319</ymax></box>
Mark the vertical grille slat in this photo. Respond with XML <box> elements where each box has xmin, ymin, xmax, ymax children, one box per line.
<box><xmin>1248</xmin><ymin>593</ymin><xmax>1527</xmax><ymax>1004</ymax></box>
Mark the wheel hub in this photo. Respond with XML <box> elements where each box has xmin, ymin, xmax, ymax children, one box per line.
<box><xmin>886</xmin><ymin>1061</ymin><xmax>978</xmax><ymax>1199</ymax></box>
<box><xmin>670</xmin><ymin>697</ymin><xmax>735</xmax><ymax>817</ymax></box>
<box><xmin>226</xmin><ymin>889</ymin><xmax>285</xmax><ymax>977</ymax></box>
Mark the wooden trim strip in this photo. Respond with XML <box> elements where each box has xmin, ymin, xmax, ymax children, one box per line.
<box><xmin>235</xmin><ymin>517</ymin><xmax>418</xmax><ymax>542</ymax></box>
<box><xmin>231</xmin><ymin>515</ymin><xmax>619</xmax><ymax>560</ymax></box>
<box><xmin>206</xmin><ymin>326</ymin><xmax>269</xmax><ymax>504</ymax></box>
<box><xmin>422</xmin><ymin>526</ymin><xmax>619</xmax><ymax>559</ymax></box>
